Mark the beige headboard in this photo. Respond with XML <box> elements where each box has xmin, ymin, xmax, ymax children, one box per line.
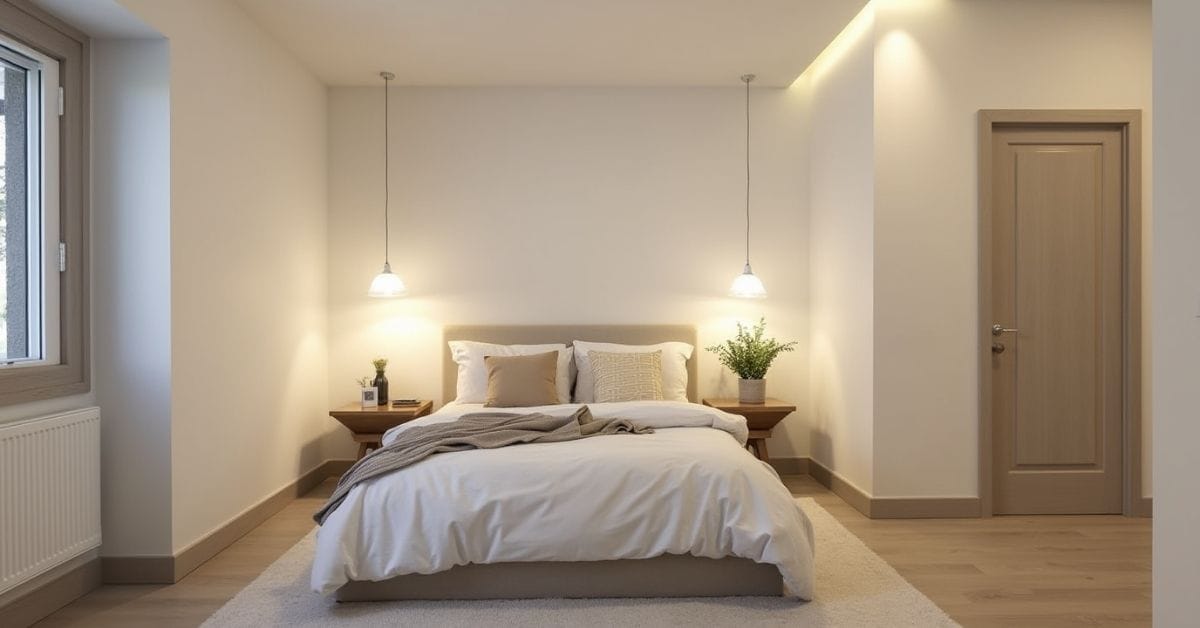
<box><xmin>443</xmin><ymin>325</ymin><xmax>699</xmax><ymax>404</ymax></box>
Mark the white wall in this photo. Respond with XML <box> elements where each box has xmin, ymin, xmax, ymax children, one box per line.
<box><xmin>821</xmin><ymin>0</ymin><xmax>1152</xmax><ymax>498</ymax></box>
<box><xmin>326</xmin><ymin>86</ymin><xmax>811</xmax><ymax>457</ymax></box>
<box><xmin>1152</xmin><ymin>0</ymin><xmax>1200</xmax><ymax>623</ymax></box>
<box><xmin>91</xmin><ymin>38</ymin><xmax>172</xmax><ymax>557</ymax></box>
<box><xmin>116</xmin><ymin>0</ymin><xmax>334</xmax><ymax>553</ymax></box>
<box><xmin>795</xmin><ymin>6</ymin><xmax>877</xmax><ymax>493</ymax></box>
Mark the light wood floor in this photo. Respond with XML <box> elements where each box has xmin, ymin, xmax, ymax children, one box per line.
<box><xmin>32</xmin><ymin>475</ymin><xmax>1150</xmax><ymax>628</ymax></box>
<box><xmin>781</xmin><ymin>477</ymin><xmax>1151</xmax><ymax>627</ymax></box>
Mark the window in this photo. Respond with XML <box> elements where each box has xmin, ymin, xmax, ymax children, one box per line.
<box><xmin>0</xmin><ymin>0</ymin><xmax>88</xmax><ymax>405</ymax></box>
<box><xmin>1</xmin><ymin>37</ymin><xmax>60</xmax><ymax>368</ymax></box>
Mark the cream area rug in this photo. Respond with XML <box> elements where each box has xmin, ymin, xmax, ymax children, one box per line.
<box><xmin>201</xmin><ymin>498</ymin><xmax>958</xmax><ymax>627</ymax></box>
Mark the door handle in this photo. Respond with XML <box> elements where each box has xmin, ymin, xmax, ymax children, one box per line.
<box><xmin>992</xmin><ymin>324</ymin><xmax>1019</xmax><ymax>336</ymax></box>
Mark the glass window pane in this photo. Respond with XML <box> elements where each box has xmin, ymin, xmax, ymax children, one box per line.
<box><xmin>1</xmin><ymin>58</ymin><xmax>30</xmax><ymax>361</ymax></box>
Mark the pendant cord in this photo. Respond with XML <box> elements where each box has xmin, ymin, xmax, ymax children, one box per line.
<box><xmin>744</xmin><ymin>75</ymin><xmax>751</xmax><ymax>267</ymax></box>
<box><xmin>383</xmin><ymin>73</ymin><xmax>391</xmax><ymax>266</ymax></box>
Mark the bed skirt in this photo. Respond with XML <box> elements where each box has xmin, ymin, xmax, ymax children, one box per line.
<box><xmin>335</xmin><ymin>554</ymin><xmax>784</xmax><ymax>601</ymax></box>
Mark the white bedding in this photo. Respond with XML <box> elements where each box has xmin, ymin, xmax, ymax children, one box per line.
<box><xmin>311</xmin><ymin>401</ymin><xmax>815</xmax><ymax>599</ymax></box>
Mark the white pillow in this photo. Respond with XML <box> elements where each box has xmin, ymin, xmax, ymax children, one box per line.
<box><xmin>572</xmin><ymin>341</ymin><xmax>693</xmax><ymax>403</ymax></box>
<box><xmin>449</xmin><ymin>341</ymin><xmax>574</xmax><ymax>404</ymax></box>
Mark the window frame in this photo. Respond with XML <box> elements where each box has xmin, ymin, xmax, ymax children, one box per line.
<box><xmin>1</xmin><ymin>37</ymin><xmax>62</xmax><ymax>369</ymax></box>
<box><xmin>0</xmin><ymin>0</ymin><xmax>88</xmax><ymax>405</ymax></box>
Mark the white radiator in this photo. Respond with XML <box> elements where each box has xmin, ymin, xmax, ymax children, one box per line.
<box><xmin>0</xmin><ymin>407</ymin><xmax>101</xmax><ymax>596</ymax></box>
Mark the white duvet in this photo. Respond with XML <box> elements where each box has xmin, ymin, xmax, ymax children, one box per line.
<box><xmin>311</xmin><ymin>401</ymin><xmax>815</xmax><ymax>599</ymax></box>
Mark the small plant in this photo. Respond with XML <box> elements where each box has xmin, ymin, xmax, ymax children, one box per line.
<box><xmin>372</xmin><ymin>357</ymin><xmax>388</xmax><ymax>371</ymax></box>
<box><xmin>706</xmin><ymin>318</ymin><xmax>797</xmax><ymax>380</ymax></box>
<box><xmin>356</xmin><ymin>376</ymin><xmax>372</xmax><ymax>388</ymax></box>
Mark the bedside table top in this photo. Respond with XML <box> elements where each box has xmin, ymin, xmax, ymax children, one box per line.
<box><xmin>330</xmin><ymin>400</ymin><xmax>433</xmax><ymax>435</ymax></box>
<box><xmin>331</xmin><ymin>400</ymin><xmax>433</xmax><ymax>417</ymax></box>
<box><xmin>702</xmin><ymin>398</ymin><xmax>795</xmax><ymax>434</ymax></box>
<box><xmin>702</xmin><ymin>398</ymin><xmax>796</xmax><ymax>413</ymax></box>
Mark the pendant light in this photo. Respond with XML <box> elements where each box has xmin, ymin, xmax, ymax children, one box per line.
<box><xmin>729</xmin><ymin>73</ymin><xmax>767</xmax><ymax>299</ymax></box>
<box><xmin>367</xmin><ymin>70</ymin><xmax>408</xmax><ymax>298</ymax></box>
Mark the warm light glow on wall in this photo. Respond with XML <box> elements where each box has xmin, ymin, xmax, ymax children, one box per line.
<box><xmin>877</xmin><ymin>29</ymin><xmax>919</xmax><ymax>59</ymax></box>
<box><xmin>349</xmin><ymin>298</ymin><xmax>443</xmax><ymax>402</ymax></box>
<box><xmin>364</xmin><ymin>297</ymin><xmax>441</xmax><ymax>341</ymax></box>
<box><xmin>875</xmin><ymin>28</ymin><xmax>927</xmax><ymax>85</ymax></box>
<box><xmin>793</xmin><ymin>1</ymin><xmax>876</xmax><ymax>85</ymax></box>
<box><xmin>880</xmin><ymin>0</ymin><xmax>948</xmax><ymax>11</ymax></box>
<box><xmin>791</xmin><ymin>0</ymin><xmax>948</xmax><ymax>87</ymax></box>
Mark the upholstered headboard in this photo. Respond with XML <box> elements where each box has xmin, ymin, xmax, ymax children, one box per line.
<box><xmin>442</xmin><ymin>325</ymin><xmax>699</xmax><ymax>404</ymax></box>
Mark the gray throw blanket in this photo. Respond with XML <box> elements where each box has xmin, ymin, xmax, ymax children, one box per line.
<box><xmin>314</xmin><ymin>406</ymin><xmax>650</xmax><ymax>525</ymax></box>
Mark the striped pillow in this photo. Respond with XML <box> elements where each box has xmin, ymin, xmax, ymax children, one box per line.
<box><xmin>589</xmin><ymin>350</ymin><xmax>664</xmax><ymax>403</ymax></box>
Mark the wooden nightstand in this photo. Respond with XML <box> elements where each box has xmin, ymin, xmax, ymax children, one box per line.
<box><xmin>330</xmin><ymin>400</ymin><xmax>433</xmax><ymax>459</ymax></box>
<box><xmin>702</xmin><ymin>398</ymin><xmax>796</xmax><ymax>463</ymax></box>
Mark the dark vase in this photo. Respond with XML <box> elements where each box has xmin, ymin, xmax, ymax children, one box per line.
<box><xmin>372</xmin><ymin>369</ymin><xmax>389</xmax><ymax>404</ymax></box>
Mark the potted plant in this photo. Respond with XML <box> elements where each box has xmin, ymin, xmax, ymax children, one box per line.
<box><xmin>707</xmin><ymin>318</ymin><xmax>797</xmax><ymax>404</ymax></box>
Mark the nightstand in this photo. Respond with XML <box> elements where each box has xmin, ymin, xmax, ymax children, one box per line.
<box><xmin>330</xmin><ymin>400</ymin><xmax>433</xmax><ymax>459</ymax></box>
<box><xmin>701</xmin><ymin>398</ymin><xmax>796</xmax><ymax>463</ymax></box>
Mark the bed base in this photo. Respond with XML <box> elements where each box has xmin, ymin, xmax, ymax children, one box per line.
<box><xmin>336</xmin><ymin>555</ymin><xmax>783</xmax><ymax>601</ymax></box>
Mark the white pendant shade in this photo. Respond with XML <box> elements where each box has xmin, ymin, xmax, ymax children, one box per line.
<box><xmin>729</xmin><ymin>263</ymin><xmax>767</xmax><ymax>299</ymax></box>
<box><xmin>730</xmin><ymin>73</ymin><xmax>768</xmax><ymax>299</ymax></box>
<box><xmin>367</xmin><ymin>263</ymin><xmax>408</xmax><ymax>298</ymax></box>
<box><xmin>368</xmin><ymin>71</ymin><xmax>408</xmax><ymax>298</ymax></box>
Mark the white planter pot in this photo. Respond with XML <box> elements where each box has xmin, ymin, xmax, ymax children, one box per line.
<box><xmin>738</xmin><ymin>379</ymin><xmax>766</xmax><ymax>404</ymax></box>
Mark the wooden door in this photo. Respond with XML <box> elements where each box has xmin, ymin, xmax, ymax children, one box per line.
<box><xmin>990</xmin><ymin>125</ymin><xmax>1125</xmax><ymax>515</ymax></box>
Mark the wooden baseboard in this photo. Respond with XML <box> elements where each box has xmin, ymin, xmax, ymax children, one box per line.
<box><xmin>0</xmin><ymin>555</ymin><xmax>101</xmax><ymax>628</ymax></box>
<box><xmin>767</xmin><ymin>456</ymin><xmax>810</xmax><ymax>475</ymax></box>
<box><xmin>870</xmin><ymin>497</ymin><xmax>981</xmax><ymax>518</ymax></box>
<box><xmin>101</xmin><ymin>555</ymin><xmax>174</xmax><ymax>584</ymax></box>
<box><xmin>324</xmin><ymin>458</ymin><xmax>355</xmax><ymax>478</ymax></box>
<box><xmin>806</xmin><ymin>458</ymin><xmax>874</xmax><ymax>516</ymax></box>
<box><xmin>102</xmin><ymin>458</ymin><xmax>353</xmax><ymax>584</ymax></box>
<box><xmin>1131</xmin><ymin>497</ymin><xmax>1153</xmax><ymax>518</ymax></box>
<box><xmin>805</xmin><ymin>458</ymin><xmax>981</xmax><ymax>519</ymax></box>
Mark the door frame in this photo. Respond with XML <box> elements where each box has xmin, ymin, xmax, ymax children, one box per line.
<box><xmin>977</xmin><ymin>109</ymin><xmax>1147</xmax><ymax>517</ymax></box>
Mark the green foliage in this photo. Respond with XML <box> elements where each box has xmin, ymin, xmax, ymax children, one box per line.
<box><xmin>356</xmin><ymin>376</ymin><xmax>372</xmax><ymax>388</ymax></box>
<box><xmin>706</xmin><ymin>318</ymin><xmax>796</xmax><ymax>380</ymax></box>
<box><xmin>372</xmin><ymin>357</ymin><xmax>388</xmax><ymax>371</ymax></box>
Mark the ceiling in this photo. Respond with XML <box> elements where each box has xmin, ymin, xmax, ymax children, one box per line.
<box><xmin>232</xmin><ymin>0</ymin><xmax>868</xmax><ymax>87</ymax></box>
<box><xmin>33</xmin><ymin>0</ymin><xmax>160</xmax><ymax>39</ymax></box>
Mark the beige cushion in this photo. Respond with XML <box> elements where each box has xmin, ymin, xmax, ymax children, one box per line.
<box><xmin>589</xmin><ymin>350</ymin><xmax>664</xmax><ymax>403</ymax></box>
<box><xmin>484</xmin><ymin>351</ymin><xmax>560</xmax><ymax>407</ymax></box>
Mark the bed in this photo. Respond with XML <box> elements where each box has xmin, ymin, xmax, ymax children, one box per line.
<box><xmin>312</xmin><ymin>325</ymin><xmax>815</xmax><ymax>601</ymax></box>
